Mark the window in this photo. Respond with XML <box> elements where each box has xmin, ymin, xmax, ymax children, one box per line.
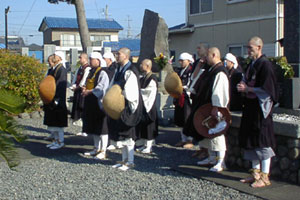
<box><xmin>190</xmin><ymin>0</ymin><xmax>200</xmax><ymax>15</ymax></box>
<box><xmin>90</xmin><ymin>35</ymin><xmax>110</xmax><ymax>46</ymax></box>
<box><xmin>190</xmin><ymin>0</ymin><xmax>213</xmax><ymax>15</ymax></box>
<box><xmin>201</xmin><ymin>0</ymin><xmax>213</xmax><ymax>13</ymax></box>
<box><xmin>228</xmin><ymin>45</ymin><xmax>248</xmax><ymax>57</ymax></box>
<box><xmin>61</xmin><ymin>34</ymin><xmax>75</xmax><ymax>46</ymax></box>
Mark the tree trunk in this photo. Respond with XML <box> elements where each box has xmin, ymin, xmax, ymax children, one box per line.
<box><xmin>74</xmin><ymin>0</ymin><xmax>91</xmax><ymax>53</ymax></box>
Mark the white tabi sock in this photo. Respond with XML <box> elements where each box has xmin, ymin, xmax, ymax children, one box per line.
<box><xmin>252</xmin><ymin>160</ymin><xmax>260</xmax><ymax>170</ymax></box>
<box><xmin>100</xmin><ymin>134</ymin><xmax>108</xmax><ymax>152</ymax></box>
<box><xmin>93</xmin><ymin>135</ymin><xmax>101</xmax><ymax>151</ymax></box>
<box><xmin>261</xmin><ymin>158</ymin><xmax>271</xmax><ymax>174</ymax></box>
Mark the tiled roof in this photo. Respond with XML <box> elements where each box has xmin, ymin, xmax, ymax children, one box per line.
<box><xmin>39</xmin><ymin>16</ymin><xmax>123</xmax><ymax>31</ymax></box>
<box><xmin>103</xmin><ymin>39</ymin><xmax>140</xmax><ymax>56</ymax></box>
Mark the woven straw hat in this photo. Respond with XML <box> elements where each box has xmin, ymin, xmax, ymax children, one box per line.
<box><xmin>164</xmin><ymin>71</ymin><xmax>183</xmax><ymax>98</ymax></box>
<box><xmin>103</xmin><ymin>84</ymin><xmax>125</xmax><ymax>120</ymax></box>
<box><xmin>193</xmin><ymin>103</ymin><xmax>231</xmax><ymax>139</ymax></box>
<box><xmin>39</xmin><ymin>75</ymin><xmax>56</xmax><ymax>104</ymax></box>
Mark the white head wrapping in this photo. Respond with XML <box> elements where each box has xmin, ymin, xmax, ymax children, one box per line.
<box><xmin>103</xmin><ymin>52</ymin><xmax>116</xmax><ymax>62</ymax></box>
<box><xmin>179</xmin><ymin>52</ymin><xmax>194</xmax><ymax>63</ymax></box>
<box><xmin>90</xmin><ymin>52</ymin><xmax>107</xmax><ymax>67</ymax></box>
<box><xmin>54</xmin><ymin>51</ymin><xmax>66</xmax><ymax>68</ymax></box>
<box><xmin>224</xmin><ymin>53</ymin><xmax>238</xmax><ymax>69</ymax></box>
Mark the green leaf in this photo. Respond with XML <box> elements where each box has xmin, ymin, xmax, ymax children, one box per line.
<box><xmin>0</xmin><ymin>89</ymin><xmax>26</xmax><ymax>114</ymax></box>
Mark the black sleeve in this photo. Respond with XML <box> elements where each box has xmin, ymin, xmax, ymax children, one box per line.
<box><xmin>54</xmin><ymin>66</ymin><xmax>67</xmax><ymax>106</ymax></box>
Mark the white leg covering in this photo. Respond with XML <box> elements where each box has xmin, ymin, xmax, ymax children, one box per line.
<box><xmin>252</xmin><ymin>160</ymin><xmax>261</xmax><ymax>170</ymax></box>
<box><xmin>208</xmin><ymin>150</ymin><xmax>216</xmax><ymax>162</ymax></box>
<box><xmin>100</xmin><ymin>134</ymin><xmax>108</xmax><ymax>152</ymax></box>
<box><xmin>58</xmin><ymin>130</ymin><xmax>64</xmax><ymax>143</ymax></box>
<box><xmin>127</xmin><ymin>139</ymin><xmax>135</xmax><ymax>164</ymax></box>
<box><xmin>122</xmin><ymin>146</ymin><xmax>128</xmax><ymax>162</ymax></box>
<box><xmin>53</xmin><ymin>131</ymin><xmax>59</xmax><ymax>141</ymax></box>
<box><xmin>145</xmin><ymin>140</ymin><xmax>154</xmax><ymax>151</ymax></box>
<box><xmin>217</xmin><ymin>151</ymin><xmax>226</xmax><ymax>163</ymax></box>
<box><xmin>261</xmin><ymin>158</ymin><xmax>271</xmax><ymax>174</ymax></box>
<box><xmin>50</xmin><ymin>131</ymin><xmax>55</xmax><ymax>138</ymax></box>
<box><xmin>93</xmin><ymin>135</ymin><xmax>101</xmax><ymax>150</ymax></box>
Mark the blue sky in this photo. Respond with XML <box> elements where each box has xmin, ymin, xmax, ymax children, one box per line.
<box><xmin>0</xmin><ymin>0</ymin><xmax>185</xmax><ymax>45</ymax></box>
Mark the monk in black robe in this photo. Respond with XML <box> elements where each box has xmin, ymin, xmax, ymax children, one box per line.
<box><xmin>224</xmin><ymin>53</ymin><xmax>244</xmax><ymax>111</ymax></box>
<box><xmin>82</xmin><ymin>52</ymin><xmax>110</xmax><ymax>160</ymax></box>
<box><xmin>237</xmin><ymin>36</ymin><xmax>278</xmax><ymax>188</ymax></box>
<box><xmin>136</xmin><ymin>59</ymin><xmax>158</xmax><ymax>154</ymax></box>
<box><xmin>44</xmin><ymin>52</ymin><xmax>68</xmax><ymax>150</ymax></box>
<box><xmin>174</xmin><ymin>52</ymin><xmax>194</xmax><ymax>148</ymax></box>
<box><xmin>109</xmin><ymin>47</ymin><xmax>143</xmax><ymax>171</ymax></box>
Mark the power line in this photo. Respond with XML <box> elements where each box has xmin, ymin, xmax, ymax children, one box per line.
<box><xmin>17</xmin><ymin>0</ymin><xmax>37</xmax><ymax>35</ymax></box>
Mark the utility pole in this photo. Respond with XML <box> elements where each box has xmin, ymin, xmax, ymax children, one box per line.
<box><xmin>104</xmin><ymin>5</ymin><xmax>109</xmax><ymax>19</ymax></box>
<box><xmin>5</xmin><ymin>6</ymin><xmax>10</xmax><ymax>50</ymax></box>
<box><xmin>127</xmin><ymin>15</ymin><xmax>132</xmax><ymax>39</ymax></box>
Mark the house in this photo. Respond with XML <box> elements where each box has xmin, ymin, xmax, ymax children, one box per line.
<box><xmin>38</xmin><ymin>16</ymin><xmax>123</xmax><ymax>53</ymax></box>
<box><xmin>169</xmin><ymin>0</ymin><xmax>284</xmax><ymax>65</ymax></box>
<box><xmin>0</xmin><ymin>36</ymin><xmax>26</xmax><ymax>51</ymax></box>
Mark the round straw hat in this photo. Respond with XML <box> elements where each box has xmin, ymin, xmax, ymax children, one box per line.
<box><xmin>39</xmin><ymin>75</ymin><xmax>56</xmax><ymax>104</ymax></box>
<box><xmin>103</xmin><ymin>84</ymin><xmax>125</xmax><ymax>119</ymax></box>
<box><xmin>164</xmin><ymin>71</ymin><xmax>183</xmax><ymax>98</ymax></box>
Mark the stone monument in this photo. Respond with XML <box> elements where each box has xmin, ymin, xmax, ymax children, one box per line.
<box><xmin>138</xmin><ymin>9</ymin><xmax>174</xmax><ymax>125</ymax></box>
<box><xmin>283</xmin><ymin>1</ymin><xmax>300</xmax><ymax>109</ymax></box>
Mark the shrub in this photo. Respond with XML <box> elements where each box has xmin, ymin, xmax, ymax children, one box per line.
<box><xmin>0</xmin><ymin>50</ymin><xmax>47</xmax><ymax>111</ymax></box>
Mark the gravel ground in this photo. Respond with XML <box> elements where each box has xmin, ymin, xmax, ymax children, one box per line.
<box><xmin>0</xmin><ymin>117</ymin><xmax>261</xmax><ymax>200</ymax></box>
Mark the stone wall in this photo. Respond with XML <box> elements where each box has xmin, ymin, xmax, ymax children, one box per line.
<box><xmin>227</xmin><ymin>112</ymin><xmax>300</xmax><ymax>185</ymax></box>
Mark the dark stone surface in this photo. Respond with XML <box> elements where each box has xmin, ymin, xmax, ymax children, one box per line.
<box><xmin>288</xmin><ymin>139</ymin><xmax>300</xmax><ymax>148</ymax></box>
<box><xmin>138</xmin><ymin>9</ymin><xmax>171</xmax><ymax>73</ymax></box>
<box><xmin>277</xmin><ymin>145</ymin><xmax>289</xmax><ymax>157</ymax></box>
<box><xmin>290</xmin><ymin>160</ymin><xmax>300</xmax><ymax>172</ymax></box>
<box><xmin>281</xmin><ymin>78</ymin><xmax>300</xmax><ymax>109</ymax></box>
<box><xmin>284</xmin><ymin>0</ymin><xmax>300</xmax><ymax>76</ymax></box>
<box><xmin>288</xmin><ymin>148</ymin><xmax>300</xmax><ymax>160</ymax></box>
<box><xmin>280</xmin><ymin>157</ymin><xmax>291</xmax><ymax>170</ymax></box>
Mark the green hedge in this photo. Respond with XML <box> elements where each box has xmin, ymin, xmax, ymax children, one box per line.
<box><xmin>237</xmin><ymin>56</ymin><xmax>295</xmax><ymax>81</ymax></box>
<box><xmin>0</xmin><ymin>50</ymin><xmax>47</xmax><ymax>111</ymax></box>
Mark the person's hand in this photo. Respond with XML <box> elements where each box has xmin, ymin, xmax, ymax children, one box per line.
<box><xmin>237</xmin><ymin>81</ymin><xmax>248</xmax><ymax>93</ymax></box>
<box><xmin>82</xmin><ymin>89</ymin><xmax>91</xmax><ymax>97</ymax></box>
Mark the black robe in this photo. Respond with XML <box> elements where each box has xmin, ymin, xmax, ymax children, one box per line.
<box><xmin>173</xmin><ymin>65</ymin><xmax>193</xmax><ymax>127</ymax></box>
<box><xmin>136</xmin><ymin>73</ymin><xmax>158</xmax><ymax>140</ymax></box>
<box><xmin>183</xmin><ymin>62</ymin><xmax>228</xmax><ymax>141</ymax></box>
<box><xmin>228</xmin><ymin>65</ymin><xmax>244</xmax><ymax>111</ymax></box>
<box><xmin>239</xmin><ymin>55</ymin><xmax>278</xmax><ymax>150</ymax></box>
<box><xmin>108</xmin><ymin>62</ymin><xmax>143</xmax><ymax>141</ymax></box>
<box><xmin>82</xmin><ymin>67</ymin><xmax>107</xmax><ymax>135</ymax></box>
<box><xmin>43</xmin><ymin>64</ymin><xmax>68</xmax><ymax>127</ymax></box>
<box><xmin>71</xmin><ymin>64</ymin><xmax>89</xmax><ymax>121</ymax></box>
